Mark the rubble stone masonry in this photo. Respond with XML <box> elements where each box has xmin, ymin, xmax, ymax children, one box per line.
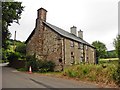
<box><xmin>26</xmin><ymin>8</ymin><xmax>96</xmax><ymax>71</ymax></box>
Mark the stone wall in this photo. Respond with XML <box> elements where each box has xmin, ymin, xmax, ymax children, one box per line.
<box><xmin>84</xmin><ymin>45</ymin><xmax>95</xmax><ymax>64</ymax></box>
<box><xmin>26</xmin><ymin>8</ymin><xmax>96</xmax><ymax>71</ymax></box>
<box><xmin>63</xmin><ymin>39</ymin><xmax>95</xmax><ymax>65</ymax></box>
<box><xmin>42</xmin><ymin>26</ymin><xmax>62</xmax><ymax>63</ymax></box>
<box><xmin>26</xmin><ymin>8</ymin><xmax>47</xmax><ymax>60</ymax></box>
<box><xmin>64</xmin><ymin>38</ymin><xmax>83</xmax><ymax>65</ymax></box>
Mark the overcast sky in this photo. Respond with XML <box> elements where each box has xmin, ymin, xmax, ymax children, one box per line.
<box><xmin>9</xmin><ymin>0</ymin><xmax>119</xmax><ymax>50</ymax></box>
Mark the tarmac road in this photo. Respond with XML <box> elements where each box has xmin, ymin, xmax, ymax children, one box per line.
<box><xmin>2</xmin><ymin>65</ymin><xmax>99</xmax><ymax>89</ymax></box>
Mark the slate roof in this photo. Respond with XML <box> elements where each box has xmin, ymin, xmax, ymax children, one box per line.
<box><xmin>25</xmin><ymin>21</ymin><xmax>95</xmax><ymax>48</ymax></box>
<box><xmin>43</xmin><ymin>22</ymin><xmax>94</xmax><ymax>48</ymax></box>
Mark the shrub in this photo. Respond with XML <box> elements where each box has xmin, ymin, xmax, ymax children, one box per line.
<box><xmin>25</xmin><ymin>55</ymin><xmax>55</xmax><ymax>72</ymax></box>
<box><xmin>26</xmin><ymin>55</ymin><xmax>38</xmax><ymax>72</ymax></box>
<box><xmin>7</xmin><ymin>52</ymin><xmax>21</xmax><ymax>61</ymax></box>
<box><xmin>7</xmin><ymin>52</ymin><xmax>21</xmax><ymax>66</ymax></box>
<box><xmin>15</xmin><ymin>43</ymin><xmax>26</xmax><ymax>60</ymax></box>
<box><xmin>38</xmin><ymin>60</ymin><xmax>55</xmax><ymax>72</ymax></box>
<box><xmin>113</xmin><ymin>62</ymin><xmax>120</xmax><ymax>87</ymax></box>
<box><xmin>15</xmin><ymin>43</ymin><xmax>26</xmax><ymax>54</ymax></box>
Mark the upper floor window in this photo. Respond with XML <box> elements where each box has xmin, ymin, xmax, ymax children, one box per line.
<box><xmin>71</xmin><ymin>52</ymin><xmax>74</xmax><ymax>56</ymax></box>
<box><xmin>78</xmin><ymin>43</ymin><xmax>80</xmax><ymax>49</ymax></box>
<box><xmin>78</xmin><ymin>43</ymin><xmax>83</xmax><ymax>49</ymax></box>
<box><xmin>86</xmin><ymin>46</ymin><xmax>88</xmax><ymax>50</ymax></box>
<box><xmin>70</xmin><ymin>41</ymin><xmax>74</xmax><ymax>47</ymax></box>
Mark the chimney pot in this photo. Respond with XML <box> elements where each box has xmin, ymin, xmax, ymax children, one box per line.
<box><xmin>70</xmin><ymin>26</ymin><xmax>77</xmax><ymax>36</ymax></box>
<box><xmin>78</xmin><ymin>29</ymin><xmax>83</xmax><ymax>39</ymax></box>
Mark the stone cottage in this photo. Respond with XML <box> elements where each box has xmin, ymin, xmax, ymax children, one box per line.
<box><xmin>25</xmin><ymin>8</ymin><xmax>96</xmax><ymax>71</ymax></box>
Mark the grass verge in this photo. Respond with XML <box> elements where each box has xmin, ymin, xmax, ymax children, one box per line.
<box><xmin>63</xmin><ymin>63</ymin><xmax>118</xmax><ymax>87</ymax></box>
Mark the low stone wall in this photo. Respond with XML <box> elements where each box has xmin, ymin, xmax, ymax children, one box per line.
<box><xmin>9</xmin><ymin>60</ymin><xmax>26</xmax><ymax>69</ymax></box>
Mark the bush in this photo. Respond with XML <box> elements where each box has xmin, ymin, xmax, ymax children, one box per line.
<box><xmin>26</xmin><ymin>55</ymin><xmax>38</xmax><ymax>72</ymax></box>
<box><xmin>7</xmin><ymin>52</ymin><xmax>21</xmax><ymax>61</ymax></box>
<box><xmin>38</xmin><ymin>60</ymin><xmax>55</xmax><ymax>72</ymax></box>
<box><xmin>25</xmin><ymin>55</ymin><xmax>55</xmax><ymax>72</ymax></box>
<box><xmin>15</xmin><ymin>43</ymin><xmax>26</xmax><ymax>54</ymax></box>
<box><xmin>15</xmin><ymin>43</ymin><xmax>26</xmax><ymax>60</ymax></box>
<box><xmin>7</xmin><ymin>52</ymin><xmax>21</xmax><ymax>66</ymax></box>
<box><xmin>113</xmin><ymin>62</ymin><xmax>120</xmax><ymax>87</ymax></box>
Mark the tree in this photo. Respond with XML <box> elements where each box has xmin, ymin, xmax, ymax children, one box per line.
<box><xmin>106</xmin><ymin>50</ymin><xmax>117</xmax><ymax>58</ymax></box>
<box><xmin>113</xmin><ymin>35</ymin><xmax>120</xmax><ymax>58</ymax></box>
<box><xmin>15</xmin><ymin>42</ymin><xmax>26</xmax><ymax>59</ymax></box>
<box><xmin>92</xmin><ymin>41</ymin><xmax>107</xmax><ymax>59</ymax></box>
<box><xmin>2</xmin><ymin>2</ymin><xmax>24</xmax><ymax>49</ymax></box>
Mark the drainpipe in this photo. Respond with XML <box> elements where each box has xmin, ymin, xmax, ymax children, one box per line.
<box><xmin>63</xmin><ymin>38</ymin><xmax>65</xmax><ymax>64</ymax></box>
<box><xmin>83</xmin><ymin>44</ymin><xmax>85</xmax><ymax>63</ymax></box>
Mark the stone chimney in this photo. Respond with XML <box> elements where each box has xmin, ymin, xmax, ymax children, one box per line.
<box><xmin>78</xmin><ymin>29</ymin><xmax>83</xmax><ymax>39</ymax></box>
<box><xmin>37</xmin><ymin>8</ymin><xmax>47</xmax><ymax>21</ymax></box>
<box><xmin>70</xmin><ymin>26</ymin><xmax>77</xmax><ymax>36</ymax></box>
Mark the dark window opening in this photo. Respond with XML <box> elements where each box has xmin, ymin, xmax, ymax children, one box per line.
<box><xmin>59</xmin><ymin>58</ymin><xmax>62</xmax><ymax>63</ymax></box>
<box><xmin>78</xmin><ymin>43</ymin><xmax>80</xmax><ymax>49</ymax></box>
<box><xmin>70</xmin><ymin>41</ymin><xmax>74</xmax><ymax>47</ymax></box>
<box><xmin>86</xmin><ymin>57</ymin><xmax>89</xmax><ymax>63</ymax></box>
<box><xmin>71</xmin><ymin>52</ymin><xmax>74</xmax><ymax>56</ymax></box>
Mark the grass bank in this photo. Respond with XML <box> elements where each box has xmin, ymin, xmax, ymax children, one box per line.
<box><xmin>63</xmin><ymin>63</ymin><xmax>118</xmax><ymax>87</ymax></box>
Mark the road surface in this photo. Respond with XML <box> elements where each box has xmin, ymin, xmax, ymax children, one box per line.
<box><xmin>2</xmin><ymin>65</ymin><xmax>99</xmax><ymax>88</ymax></box>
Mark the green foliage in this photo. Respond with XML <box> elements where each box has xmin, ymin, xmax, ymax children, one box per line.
<box><xmin>99</xmin><ymin>59</ymin><xmax>118</xmax><ymax>65</ymax></box>
<box><xmin>25</xmin><ymin>55</ymin><xmax>55</xmax><ymax>72</ymax></box>
<box><xmin>15</xmin><ymin>43</ymin><xmax>26</xmax><ymax>54</ymax></box>
<box><xmin>2</xmin><ymin>48</ymin><xmax>7</xmax><ymax>60</ymax></box>
<box><xmin>15</xmin><ymin>42</ymin><xmax>26</xmax><ymax>59</ymax></box>
<box><xmin>63</xmin><ymin>64</ymin><xmax>117</xmax><ymax>84</ymax></box>
<box><xmin>7</xmin><ymin>52</ymin><xmax>20</xmax><ymax>61</ymax></box>
<box><xmin>2</xmin><ymin>39</ymin><xmax>26</xmax><ymax>61</ymax></box>
<box><xmin>92</xmin><ymin>41</ymin><xmax>107</xmax><ymax>58</ymax></box>
<box><xmin>113</xmin><ymin>35</ymin><xmax>120</xmax><ymax>86</ymax></box>
<box><xmin>2</xmin><ymin>47</ymin><xmax>14</xmax><ymax>61</ymax></box>
<box><xmin>113</xmin><ymin>35</ymin><xmax>120</xmax><ymax>58</ymax></box>
<box><xmin>2</xmin><ymin>2</ymin><xmax>24</xmax><ymax>49</ymax></box>
<box><xmin>106</xmin><ymin>50</ymin><xmax>117</xmax><ymax>58</ymax></box>
<box><xmin>26</xmin><ymin>55</ymin><xmax>38</xmax><ymax>72</ymax></box>
<box><xmin>37</xmin><ymin>60</ymin><xmax>55</xmax><ymax>73</ymax></box>
<box><xmin>113</xmin><ymin>64</ymin><xmax>120</xmax><ymax>86</ymax></box>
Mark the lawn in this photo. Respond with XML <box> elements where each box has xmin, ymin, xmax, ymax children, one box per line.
<box><xmin>100</xmin><ymin>58</ymin><xmax>118</xmax><ymax>61</ymax></box>
<box><xmin>99</xmin><ymin>58</ymin><xmax>118</xmax><ymax>65</ymax></box>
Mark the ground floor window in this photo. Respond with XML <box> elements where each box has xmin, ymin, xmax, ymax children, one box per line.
<box><xmin>59</xmin><ymin>58</ymin><xmax>62</xmax><ymax>63</ymax></box>
<box><xmin>86</xmin><ymin>57</ymin><xmax>89</xmax><ymax>63</ymax></box>
<box><xmin>71</xmin><ymin>56</ymin><xmax>74</xmax><ymax>64</ymax></box>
